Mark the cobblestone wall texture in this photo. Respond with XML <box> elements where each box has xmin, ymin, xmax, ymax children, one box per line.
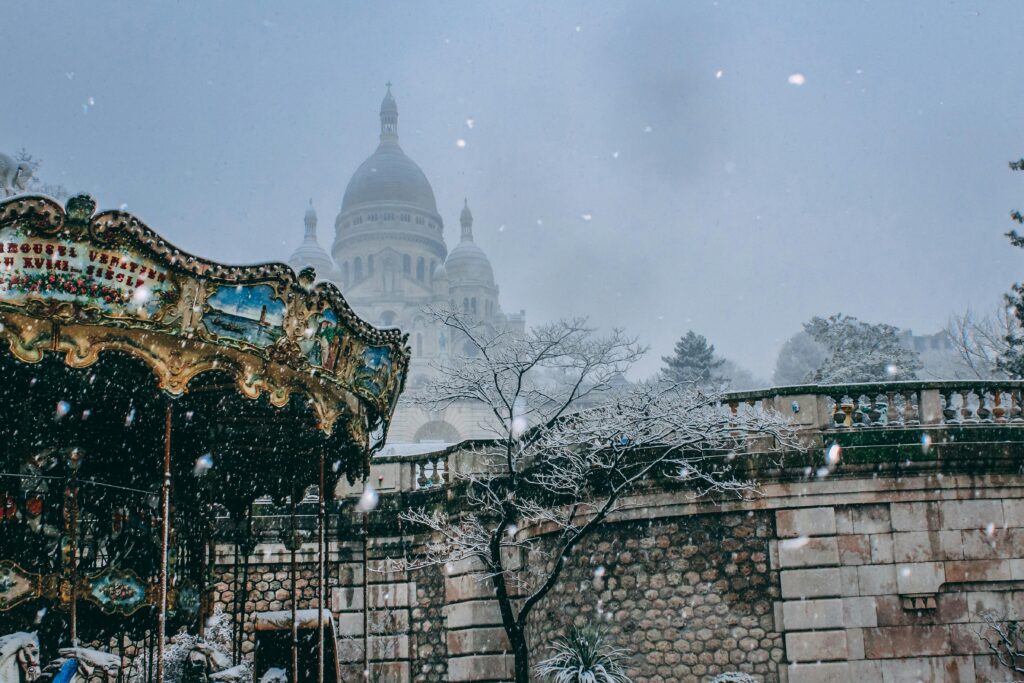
<box><xmin>525</xmin><ymin>511</ymin><xmax>783</xmax><ymax>683</ymax></box>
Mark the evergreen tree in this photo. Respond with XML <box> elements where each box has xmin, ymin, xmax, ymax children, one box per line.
<box><xmin>773</xmin><ymin>331</ymin><xmax>827</xmax><ymax>385</ymax></box>
<box><xmin>804</xmin><ymin>314</ymin><xmax>922</xmax><ymax>383</ymax></box>
<box><xmin>1000</xmin><ymin>158</ymin><xmax>1024</xmax><ymax>378</ymax></box>
<box><xmin>661</xmin><ymin>331</ymin><xmax>725</xmax><ymax>385</ymax></box>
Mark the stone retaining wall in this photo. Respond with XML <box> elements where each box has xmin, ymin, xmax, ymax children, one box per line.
<box><xmin>212</xmin><ymin>472</ymin><xmax>1024</xmax><ymax>682</ymax></box>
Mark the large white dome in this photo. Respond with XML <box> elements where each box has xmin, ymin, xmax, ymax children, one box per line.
<box><xmin>341</xmin><ymin>142</ymin><xmax>438</xmax><ymax>214</ymax></box>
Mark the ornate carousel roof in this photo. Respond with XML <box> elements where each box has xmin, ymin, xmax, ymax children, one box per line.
<box><xmin>0</xmin><ymin>194</ymin><xmax>410</xmax><ymax>446</ymax></box>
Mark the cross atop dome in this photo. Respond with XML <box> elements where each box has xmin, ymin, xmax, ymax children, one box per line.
<box><xmin>380</xmin><ymin>83</ymin><xmax>398</xmax><ymax>141</ymax></box>
<box><xmin>460</xmin><ymin>198</ymin><xmax>474</xmax><ymax>242</ymax></box>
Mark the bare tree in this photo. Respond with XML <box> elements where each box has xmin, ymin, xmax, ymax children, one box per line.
<box><xmin>395</xmin><ymin>309</ymin><xmax>796</xmax><ymax>683</ymax></box>
<box><xmin>946</xmin><ymin>306</ymin><xmax>1017</xmax><ymax>379</ymax></box>
<box><xmin>14</xmin><ymin>148</ymin><xmax>70</xmax><ymax>200</ymax></box>
<box><xmin>977</xmin><ymin>611</ymin><xmax>1024</xmax><ymax>676</ymax></box>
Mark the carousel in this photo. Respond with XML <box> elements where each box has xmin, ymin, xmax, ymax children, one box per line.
<box><xmin>0</xmin><ymin>194</ymin><xmax>408</xmax><ymax>682</ymax></box>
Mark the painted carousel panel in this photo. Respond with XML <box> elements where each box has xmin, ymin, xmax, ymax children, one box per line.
<box><xmin>0</xmin><ymin>224</ymin><xmax>173</xmax><ymax>321</ymax></box>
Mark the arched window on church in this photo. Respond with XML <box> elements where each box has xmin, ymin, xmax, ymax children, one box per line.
<box><xmin>416</xmin><ymin>257</ymin><xmax>425</xmax><ymax>281</ymax></box>
<box><xmin>354</xmin><ymin>257</ymin><xmax>363</xmax><ymax>281</ymax></box>
<box><xmin>367</xmin><ymin>254</ymin><xmax>374</xmax><ymax>275</ymax></box>
<box><xmin>463</xmin><ymin>297</ymin><xmax>469</xmax><ymax>312</ymax></box>
<box><xmin>341</xmin><ymin>262</ymin><xmax>349</xmax><ymax>287</ymax></box>
<box><xmin>403</xmin><ymin>254</ymin><xmax>411</xmax><ymax>275</ymax></box>
<box><xmin>471</xmin><ymin>298</ymin><xmax>477</xmax><ymax>314</ymax></box>
<box><xmin>416</xmin><ymin>333</ymin><xmax>423</xmax><ymax>356</ymax></box>
<box><xmin>429</xmin><ymin>259</ymin><xmax>436</xmax><ymax>283</ymax></box>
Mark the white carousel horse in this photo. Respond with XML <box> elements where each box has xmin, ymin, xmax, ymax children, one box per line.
<box><xmin>183</xmin><ymin>641</ymin><xmax>247</xmax><ymax>683</ymax></box>
<box><xmin>38</xmin><ymin>647</ymin><xmax>119</xmax><ymax>683</ymax></box>
<box><xmin>0</xmin><ymin>631</ymin><xmax>41</xmax><ymax>682</ymax></box>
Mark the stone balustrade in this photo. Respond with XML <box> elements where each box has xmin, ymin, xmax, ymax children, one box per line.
<box><xmin>347</xmin><ymin>381</ymin><xmax>1024</xmax><ymax>500</ymax></box>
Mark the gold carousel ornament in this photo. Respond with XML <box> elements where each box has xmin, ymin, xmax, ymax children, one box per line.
<box><xmin>0</xmin><ymin>194</ymin><xmax>409</xmax><ymax>683</ymax></box>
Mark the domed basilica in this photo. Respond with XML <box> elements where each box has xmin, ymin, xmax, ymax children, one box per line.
<box><xmin>290</xmin><ymin>86</ymin><xmax>525</xmax><ymax>445</ymax></box>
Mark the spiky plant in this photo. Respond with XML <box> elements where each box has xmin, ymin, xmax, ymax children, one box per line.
<box><xmin>707</xmin><ymin>673</ymin><xmax>757</xmax><ymax>683</ymax></box>
<box><xmin>535</xmin><ymin>627</ymin><xmax>633</xmax><ymax>683</ymax></box>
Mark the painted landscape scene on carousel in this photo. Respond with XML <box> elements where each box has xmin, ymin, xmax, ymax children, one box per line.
<box><xmin>202</xmin><ymin>283</ymin><xmax>286</xmax><ymax>348</ymax></box>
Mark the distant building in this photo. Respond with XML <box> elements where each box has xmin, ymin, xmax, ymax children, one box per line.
<box><xmin>290</xmin><ymin>86</ymin><xmax>525</xmax><ymax>444</ymax></box>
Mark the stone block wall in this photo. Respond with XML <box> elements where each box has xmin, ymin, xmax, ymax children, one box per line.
<box><xmin>771</xmin><ymin>478</ymin><xmax>1024</xmax><ymax>683</ymax></box>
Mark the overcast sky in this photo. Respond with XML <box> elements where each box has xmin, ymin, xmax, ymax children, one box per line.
<box><xmin>4</xmin><ymin>1</ymin><xmax>1022</xmax><ymax>378</ymax></box>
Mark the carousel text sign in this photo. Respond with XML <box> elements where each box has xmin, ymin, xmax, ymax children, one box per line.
<box><xmin>0</xmin><ymin>226</ymin><xmax>169</xmax><ymax>314</ymax></box>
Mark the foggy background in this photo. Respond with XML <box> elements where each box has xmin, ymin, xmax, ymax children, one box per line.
<box><xmin>3</xmin><ymin>0</ymin><xmax>1022</xmax><ymax>379</ymax></box>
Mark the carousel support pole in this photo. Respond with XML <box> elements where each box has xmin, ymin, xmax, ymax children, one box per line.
<box><xmin>238</xmin><ymin>514</ymin><xmax>253</xmax><ymax>665</ymax></box>
<box><xmin>67</xmin><ymin>465</ymin><xmax>79</xmax><ymax>646</ymax></box>
<box><xmin>290</xmin><ymin>493</ymin><xmax>299</xmax><ymax>683</ymax></box>
<box><xmin>362</xmin><ymin>454</ymin><xmax>370</xmax><ymax>680</ymax></box>
<box><xmin>198</xmin><ymin>487</ymin><xmax>213</xmax><ymax>640</ymax></box>
<box><xmin>157</xmin><ymin>404</ymin><xmax>173</xmax><ymax>683</ymax></box>
<box><xmin>317</xmin><ymin>450</ymin><xmax>326</xmax><ymax>683</ymax></box>
<box><xmin>232</xmin><ymin>534</ymin><xmax>241</xmax><ymax>664</ymax></box>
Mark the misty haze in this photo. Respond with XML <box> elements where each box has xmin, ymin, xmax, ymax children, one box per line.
<box><xmin>2</xmin><ymin>2</ymin><xmax>1024</xmax><ymax>683</ymax></box>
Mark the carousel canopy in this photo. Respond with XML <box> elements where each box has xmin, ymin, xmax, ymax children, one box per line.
<box><xmin>0</xmin><ymin>194</ymin><xmax>409</xmax><ymax>446</ymax></box>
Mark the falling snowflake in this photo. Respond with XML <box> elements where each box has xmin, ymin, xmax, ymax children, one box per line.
<box><xmin>193</xmin><ymin>454</ymin><xmax>214</xmax><ymax>476</ymax></box>
<box><xmin>826</xmin><ymin>443</ymin><xmax>841</xmax><ymax>466</ymax></box>
<box><xmin>455</xmin><ymin>139</ymin><xmax>467</xmax><ymax>148</ymax></box>
<box><xmin>715</xmin><ymin>69</ymin><xmax>724</xmax><ymax>79</ymax></box>
<box><xmin>787</xmin><ymin>73</ymin><xmax>806</xmax><ymax>86</ymax></box>
<box><xmin>581</xmin><ymin>213</ymin><xmax>593</xmax><ymax>221</ymax></box>
<box><xmin>356</xmin><ymin>484</ymin><xmax>379</xmax><ymax>512</ymax></box>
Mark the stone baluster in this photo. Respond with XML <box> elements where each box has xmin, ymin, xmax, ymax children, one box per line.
<box><xmin>886</xmin><ymin>391</ymin><xmax>900</xmax><ymax>426</ymax></box>
<box><xmin>415</xmin><ymin>462</ymin><xmax>428</xmax><ymax>489</ymax></box>
<box><xmin>728</xmin><ymin>400</ymin><xmax>739</xmax><ymax>437</ymax></box>
<box><xmin>902</xmin><ymin>389</ymin><xmax>920</xmax><ymax>425</ymax></box>
<box><xmin>941</xmin><ymin>389</ymin><xmax>960</xmax><ymax>424</ymax></box>
<box><xmin>429</xmin><ymin>456</ymin><xmax>445</xmax><ymax>487</ymax></box>
<box><xmin>961</xmin><ymin>389</ymin><xmax>978</xmax><ymax>424</ymax></box>
<box><xmin>855</xmin><ymin>394</ymin><xmax>871</xmax><ymax>427</ymax></box>
<box><xmin>1011</xmin><ymin>389</ymin><xmax>1024</xmax><ymax>422</ymax></box>
<box><xmin>993</xmin><ymin>389</ymin><xmax>1007</xmax><ymax>423</ymax></box>
<box><xmin>838</xmin><ymin>395</ymin><xmax>855</xmax><ymax>428</ymax></box>
<box><xmin>831</xmin><ymin>395</ymin><xmax>845</xmax><ymax>427</ymax></box>
<box><xmin>869</xmin><ymin>393</ymin><xmax>886</xmax><ymax>426</ymax></box>
<box><xmin>977</xmin><ymin>389</ymin><xmax>993</xmax><ymax>423</ymax></box>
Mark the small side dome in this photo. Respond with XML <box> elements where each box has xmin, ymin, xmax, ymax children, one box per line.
<box><xmin>289</xmin><ymin>200</ymin><xmax>339</xmax><ymax>281</ymax></box>
<box><xmin>446</xmin><ymin>198</ymin><xmax>494</xmax><ymax>287</ymax></box>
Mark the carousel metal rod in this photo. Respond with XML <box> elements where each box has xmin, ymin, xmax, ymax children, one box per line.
<box><xmin>0</xmin><ymin>472</ymin><xmax>156</xmax><ymax>495</ymax></box>
<box><xmin>157</xmin><ymin>404</ymin><xmax>173</xmax><ymax>683</ymax></box>
<box><xmin>290</xmin><ymin>494</ymin><xmax>299</xmax><ymax>683</ymax></box>
<box><xmin>362</xmin><ymin>513</ymin><xmax>369</xmax><ymax>680</ymax></box>
<box><xmin>238</xmin><ymin>514</ymin><xmax>252</xmax><ymax>666</ymax></box>
<box><xmin>232</xmin><ymin>535</ymin><xmax>241</xmax><ymax>665</ymax></box>
<box><xmin>67</xmin><ymin>467</ymin><xmax>78</xmax><ymax>646</ymax></box>
<box><xmin>317</xmin><ymin>449</ymin><xmax>326</xmax><ymax>683</ymax></box>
